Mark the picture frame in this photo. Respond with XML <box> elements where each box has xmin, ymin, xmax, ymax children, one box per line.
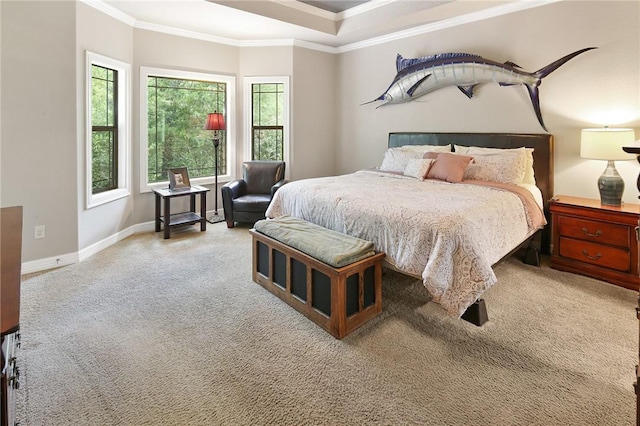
<box><xmin>168</xmin><ymin>167</ymin><xmax>191</xmax><ymax>191</ymax></box>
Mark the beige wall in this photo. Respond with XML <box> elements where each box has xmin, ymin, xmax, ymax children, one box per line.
<box><xmin>336</xmin><ymin>1</ymin><xmax>640</xmax><ymax>204</ymax></box>
<box><xmin>1</xmin><ymin>1</ymin><xmax>79</xmax><ymax>262</ymax></box>
<box><xmin>291</xmin><ymin>47</ymin><xmax>337</xmax><ymax>179</ymax></box>
<box><xmin>76</xmin><ymin>2</ymin><xmax>134</xmax><ymax>252</ymax></box>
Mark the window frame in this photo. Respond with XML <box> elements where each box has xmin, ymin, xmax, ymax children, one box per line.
<box><xmin>85</xmin><ymin>51</ymin><xmax>131</xmax><ymax>209</ymax></box>
<box><xmin>139</xmin><ymin>67</ymin><xmax>236</xmax><ymax>193</ymax></box>
<box><xmin>244</xmin><ymin>76</ymin><xmax>290</xmax><ymax>171</ymax></box>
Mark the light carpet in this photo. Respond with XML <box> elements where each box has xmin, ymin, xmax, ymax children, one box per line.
<box><xmin>15</xmin><ymin>223</ymin><xmax>637</xmax><ymax>425</ymax></box>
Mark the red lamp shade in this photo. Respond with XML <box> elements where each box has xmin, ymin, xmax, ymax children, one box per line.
<box><xmin>204</xmin><ymin>112</ymin><xmax>226</xmax><ymax>131</ymax></box>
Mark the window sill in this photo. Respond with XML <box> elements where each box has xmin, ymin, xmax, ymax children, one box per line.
<box><xmin>87</xmin><ymin>188</ymin><xmax>130</xmax><ymax>209</ymax></box>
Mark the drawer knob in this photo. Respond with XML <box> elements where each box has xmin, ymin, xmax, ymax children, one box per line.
<box><xmin>581</xmin><ymin>227</ymin><xmax>602</xmax><ymax>238</ymax></box>
<box><xmin>581</xmin><ymin>249</ymin><xmax>602</xmax><ymax>261</ymax></box>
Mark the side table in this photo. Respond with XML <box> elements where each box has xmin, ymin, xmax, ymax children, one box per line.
<box><xmin>152</xmin><ymin>185</ymin><xmax>210</xmax><ymax>239</ymax></box>
<box><xmin>549</xmin><ymin>195</ymin><xmax>640</xmax><ymax>291</ymax></box>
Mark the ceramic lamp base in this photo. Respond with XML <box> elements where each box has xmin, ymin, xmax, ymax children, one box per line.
<box><xmin>598</xmin><ymin>160</ymin><xmax>624</xmax><ymax>206</ymax></box>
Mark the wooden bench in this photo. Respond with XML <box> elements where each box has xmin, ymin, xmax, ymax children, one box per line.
<box><xmin>249</xmin><ymin>226</ymin><xmax>385</xmax><ymax>339</ymax></box>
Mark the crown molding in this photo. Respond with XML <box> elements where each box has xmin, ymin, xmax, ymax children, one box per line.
<box><xmin>82</xmin><ymin>0</ymin><xmax>562</xmax><ymax>55</ymax></box>
<box><xmin>274</xmin><ymin>0</ymin><xmax>396</xmax><ymax>21</ymax></box>
<box><xmin>134</xmin><ymin>20</ymin><xmax>241</xmax><ymax>46</ymax></box>
<box><xmin>81</xmin><ymin>0</ymin><xmax>137</xmax><ymax>26</ymax></box>
<box><xmin>335</xmin><ymin>0</ymin><xmax>562</xmax><ymax>53</ymax></box>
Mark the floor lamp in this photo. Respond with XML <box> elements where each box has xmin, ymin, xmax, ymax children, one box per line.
<box><xmin>204</xmin><ymin>112</ymin><xmax>226</xmax><ymax>223</ymax></box>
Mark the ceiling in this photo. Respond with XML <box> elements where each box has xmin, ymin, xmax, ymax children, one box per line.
<box><xmin>97</xmin><ymin>0</ymin><xmax>557</xmax><ymax>51</ymax></box>
<box><xmin>298</xmin><ymin>1</ymin><xmax>371</xmax><ymax>13</ymax></box>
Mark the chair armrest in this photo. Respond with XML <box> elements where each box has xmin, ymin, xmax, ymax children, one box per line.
<box><xmin>271</xmin><ymin>179</ymin><xmax>287</xmax><ymax>197</ymax></box>
<box><xmin>222</xmin><ymin>179</ymin><xmax>246</xmax><ymax>200</ymax></box>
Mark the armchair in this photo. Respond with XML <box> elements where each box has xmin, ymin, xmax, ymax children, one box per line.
<box><xmin>221</xmin><ymin>161</ymin><xmax>286</xmax><ymax>228</ymax></box>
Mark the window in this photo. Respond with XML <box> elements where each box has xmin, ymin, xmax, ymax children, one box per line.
<box><xmin>86</xmin><ymin>52</ymin><xmax>130</xmax><ymax>208</ymax></box>
<box><xmin>244</xmin><ymin>77</ymin><xmax>289</xmax><ymax>165</ymax></box>
<box><xmin>140</xmin><ymin>67</ymin><xmax>236</xmax><ymax>191</ymax></box>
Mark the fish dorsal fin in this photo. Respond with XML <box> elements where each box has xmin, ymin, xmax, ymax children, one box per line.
<box><xmin>396</xmin><ymin>52</ymin><xmax>484</xmax><ymax>72</ymax></box>
<box><xmin>503</xmin><ymin>61</ymin><xmax>521</xmax><ymax>69</ymax></box>
<box><xmin>396</xmin><ymin>54</ymin><xmax>404</xmax><ymax>72</ymax></box>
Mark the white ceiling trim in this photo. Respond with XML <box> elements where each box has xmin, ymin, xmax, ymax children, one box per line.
<box><xmin>83</xmin><ymin>0</ymin><xmax>137</xmax><ymax>26</ymax></box>
<box><xmin>336</xmin><ymin>0</ymin><xmax>563</xmax><ymax>53</ymax></box>
<box><xmin>134</xmin><ymin>20</ymin><xmax>242</xmax><ymax>46</ymax></box>
<box><xmin>82</xmin><ymin>0</ymin><xmax>562</xmax><ymax>55</ymax></box>
<box><xmin>272</xmin><ymin>0</ymin><xmax>398</xmax><ymax>21</ymax></box>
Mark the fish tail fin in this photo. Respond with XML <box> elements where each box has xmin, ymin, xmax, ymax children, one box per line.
<box><xmin>524</xmin><ymin>84</ymin><xmax>548</xmax><ymax>132</ymax></box>
<box><xmin>534</xmin><ymin>47</ymin><xmax>597</xmax><ymax>80</ymax></box>
<box><xmin>526</xmin><ymin>47</ymin><xmax>597</xmax><ymax>131</ymax></box>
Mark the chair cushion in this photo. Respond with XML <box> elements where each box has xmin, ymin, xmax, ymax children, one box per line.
<box><xmin>232</xmin><ymin>194</ymin><xmax>273</xmax><ymax>213</ymax></box>
<box><xmin>243</xmin><ymin>161</ymin><xmax>285</xmax><ymax>194</ymax></box>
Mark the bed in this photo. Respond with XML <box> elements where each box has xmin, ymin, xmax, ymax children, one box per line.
<box><xmin>265</xmin><ymin>132</ymin><xmax>554</xmax><ymax>322</ymax></box>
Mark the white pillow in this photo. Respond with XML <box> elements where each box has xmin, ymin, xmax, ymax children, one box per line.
<box><xmin>455</xmin><ymin>145</ymin><xmax>535</xmax><ymax>185</ymax></box>
<box><xmin>463</xmin><ymin>150</ymin><xmax>527</xmax><ymax>184</ymax></box>
<box><xmin>380</xmin><ymin>148</ymin><xmax>423</xmax><ymax>172</ymax></box>
<box><xmin>398</xmin><ymin>144</ymin><xmax>452</xmax><ymax>155</ymax></box>
<box><xmin>404</xmin><ymin>158</ymin><xmax>435</xmax><ymax>180</ymax></box>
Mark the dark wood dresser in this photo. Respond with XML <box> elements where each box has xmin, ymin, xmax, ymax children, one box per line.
<box><xmin>549</xmin><ymin>195</ymin><xmax>640</xmax><ymax>291</ymax></box>
<box><xmin>1</xmin><ymin>206</ymin><xmax>23</xmax><ymax>426</ymax></box>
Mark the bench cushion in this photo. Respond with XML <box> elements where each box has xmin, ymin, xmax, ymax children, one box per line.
<box><xmin>254</xmin><ymin>216</ymin><xmax>375</xmax><ymax>268</ymax></box>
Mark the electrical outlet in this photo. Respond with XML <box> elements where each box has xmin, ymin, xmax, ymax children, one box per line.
<box><xmin>35</xmin><ymin>225</ymin><xmax>45</xmax><ymax>239</ymax></box>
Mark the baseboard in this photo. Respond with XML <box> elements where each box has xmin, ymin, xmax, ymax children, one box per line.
<box><xmin>22</xmin><ymin>220</ymin><xmax>156</xmax><ymax>275</ymax></box>
<box><xmin>21</xmin><ymin>209</ymin><xmax>221</xmax><ymax>276</ymax></box>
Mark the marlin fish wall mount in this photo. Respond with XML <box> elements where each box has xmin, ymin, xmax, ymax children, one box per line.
<box><xmin>365</xmin><ymin>47</ymin><xmax>597</xmax><ymax>131</ymax></box>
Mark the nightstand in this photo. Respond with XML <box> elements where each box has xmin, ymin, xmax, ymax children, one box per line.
<box><xmin>550</xmin><ymin>195</ymin><xmax>640</xmax><ymax>291</ymax></box>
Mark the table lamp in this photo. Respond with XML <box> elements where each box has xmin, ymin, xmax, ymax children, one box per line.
<box><xmin>580</xmin><ymin>127</ymin><xmax>635</xmax><ymax>206</ymax></box>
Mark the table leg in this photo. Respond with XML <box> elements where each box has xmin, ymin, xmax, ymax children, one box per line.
<box><xmin>200</xmin><ymin>192</ymin><xmax>207</xmax><ymax>232</ymax></box>
<box><xmin>163</xmin><ymin>196</ymin><xmax>171</xmax><ymax>239</ymax></box>
<box><xmin>155</xmin><ymin>193</ymin><xmax>161</xmax><ymax>232</ymax></box>
<box><xmin>190</xmin><ymin>194</ymin><xmax>196</xmax><ymax>213</ymax></box>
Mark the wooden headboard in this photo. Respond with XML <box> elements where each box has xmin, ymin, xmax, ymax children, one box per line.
<box><xmin>388</xmin><ymin>132</ymin><xmax>554</xmax><ymax>254</ymax></box>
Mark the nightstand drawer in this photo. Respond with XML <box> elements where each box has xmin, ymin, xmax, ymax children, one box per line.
<box><xmin>557</xmin><ymin>215</ymin><xmax>630</xmax><ymax>247</ymax></box>
<box><xmin>558</xmin><ymin>237</ymin><xmax>630</xmax><ymax>272</ymax></box>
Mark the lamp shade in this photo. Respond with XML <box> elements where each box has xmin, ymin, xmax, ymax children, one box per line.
<box><xmin>580</xmin><ymin>128</ymin><xmax>636</xmax><ymax>160</ymax></box>
<box><xmin>204</xmin><ymin>112</ymin><xmax>226</xmax><ymax>131</ymax></box>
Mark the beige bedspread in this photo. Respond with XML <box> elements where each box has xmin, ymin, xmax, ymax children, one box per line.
<box><xmin>265</xmin><ymin>170</ymin><xmax>546</xmax><ymax>317</ymax></box>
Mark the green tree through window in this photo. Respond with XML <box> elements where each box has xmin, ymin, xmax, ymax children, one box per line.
<box><xmin>91</xmin><ymin>64</ymin><xmax>117</xmax><ymax>193</ymax></box>
<box><xmin>252</xmin><ymin>83</ymin><xmax>284</xmax><ymax>160</ymax></box>
<box><xmin>147</xmin><ymin>76</ymin><xmax>226</xmax><ymax>183</ymax></box>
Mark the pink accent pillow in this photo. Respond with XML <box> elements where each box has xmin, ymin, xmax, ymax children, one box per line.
<box><xmin>426</xmin><ymin>153</ymin><xmax>473</xmax><ymax>183</ymax></box>
<box><xmin>422</xmin><ymin>151</ymin><xmax>440</xmax><ymax>160</ymax></box>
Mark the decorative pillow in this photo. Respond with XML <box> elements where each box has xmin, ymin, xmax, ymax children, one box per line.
<box><xmin>426</xmin><ymin>153</ymin><xmax>473</xmax><ymax>183</ymax></box>
<box><xmin>463</xmin><ymin>151</ymin><xmax>527</xmax><ymax>184</ymax></box>
<box><xmin>379</xmin><ymin>148</ymin><xmax>423</xmax><ymax>172</ymax></box>
<box><xmin>455</xmin><ymin>145</ymin><xmax>535</xmax><ymax>185</ymax></box>
<box><xmin>404</xmin><ymin>158</ymin><xmax>435</xmax><ymax>180</ymax></box>
<box><xmin>399</xmin><ymin>144</ymin><xmax>452</xmax><ymax>155</ymax></box>
<box><xmin>423</xmin><ymin>151</ymin><xmax>440</xmax><ymax>160</ymax></box>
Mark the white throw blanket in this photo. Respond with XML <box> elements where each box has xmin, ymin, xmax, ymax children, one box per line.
<box><xmin>266</xmin><ymin>170</ymin><xmax>545</xmax><ymax>316</ymax></box>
